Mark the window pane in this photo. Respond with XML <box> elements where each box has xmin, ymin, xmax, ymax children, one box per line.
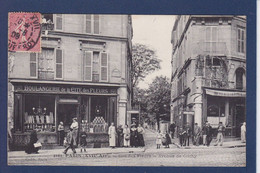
<box><xmin>101</xmin><ymin>53</ymin><xmax>107</xmax><ymax>66</ymax></box>
<box><xmin>238</xmin><ymin>29</ymin><xmax>241</xmax><ymax>39</ymax></box>
<box><xmin>56</xmin><ymin>64</ymin><xmax>62</xmax><ymax>78</ymax></box>
<box><xmin>30</xmin><ymin>63</ymin><xmax>36</xmax><ymax>77</ymax></box>
<box><xmin>212</xmin><ymin>27</ymin><xmax>217</xmax><ymax>41</ymax></box>
<box><xmin>101</xmin><ymin>67</ymin><xmax>107</xmax><ymax>81</ymax></box>
<box><xmin>206</xmin><ymin>27</ymin><xmax>211</xmax><ymax>41</ymax></box>
<box><xmin>56</xmin><ymin>17</ymin><xmax>62</xmax><ymax>30</ymax></box>
<box><xmin>56</xmin><ymin>49</ymin><xmax>62</xmax><ymax>63</ymax></box>
<box><xmin>30</xmin><ymin>53</ymin><xmax>36</xmax><ymax>61</ymax></box>
<box><xmin>94</xmin><ymin>15</ymin><xmax>99</xmax><ymax>34</ymax></box>
<box><xmin>86</xmin><ymin>15</ymin><xmax>92</xmax><ymax>33</ymax></box>
<box><xmin>213</xmin><ymin>58</ymin><xmax>220</xmax><ymax>66</ymax></box>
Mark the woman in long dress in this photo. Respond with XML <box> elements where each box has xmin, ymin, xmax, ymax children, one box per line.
<box><xmin>130</xmin><ymin>124</ymin><xmax>138</xmax><ymax>147</ymax></box>
<box><xmin>241</xmin><ymin>122</ymin><xmax>246</xmax><ymax>143</ymax></box>
<box><xmin>137</xmin><ymin>124</ymin><xmax>145</xmax><ymax>147</ymax></box>
<box><xmin>25</xmin><ymin>130</ymin><xmax>40</xmax><ymax>154</ymax></box>
<box><xmin>123</xmin><ymin>125</ymin><xmax>130</xmax><ymax>147</ymax></box>
<box><xmin>108</xmin><ymin>122</ymin><xmax>116</xmax><ymax>148</ymax></box>
<box><xmin>70</xmin><ymin>118</ymin><xmax>78</xmax><ymax>147</ymax></box>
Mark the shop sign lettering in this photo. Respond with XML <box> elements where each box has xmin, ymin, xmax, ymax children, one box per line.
<box><xmin>205</xmin><ymin>89</ymin><xmax>246</xmax><ymax>97</ymax></box>
<box><xmin>15</xmin><ymin>85</ymin><xmax>117</xmax><ymax>95</ymax></box>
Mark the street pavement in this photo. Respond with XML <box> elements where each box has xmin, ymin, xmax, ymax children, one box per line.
<box><xmin>8</xmin><ymin>129</ymin><xmax>246</xmax><ymax>166</ymax></box>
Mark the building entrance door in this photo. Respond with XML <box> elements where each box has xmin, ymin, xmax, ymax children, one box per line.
<box><xmin>57</xmin><ymin>104</ymin><xmax>78</xmax><ymax>131</ymax></box>
<box><xmin>235</xmin><ymin>105</ymin><xmax>245</xmax><ymax>137</ymax></box>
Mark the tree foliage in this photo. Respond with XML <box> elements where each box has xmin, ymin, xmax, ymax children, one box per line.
<box><xmin>131</xmin><ymin>43</ymin><xmax>161</xmax><ymax>87</ymax></box>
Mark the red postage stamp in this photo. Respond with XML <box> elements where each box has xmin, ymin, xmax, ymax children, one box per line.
<box><xmin>8</xmin><ymin>12</ymin><xmax>41</xmax><ymax>52</ymax></box>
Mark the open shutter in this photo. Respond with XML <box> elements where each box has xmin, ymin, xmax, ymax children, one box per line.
<box><xmin>100</xmin><ymin>52</ymin><xmax>108</xmax><ymax>81</ymax></box>
<box><xmin>55</xmin><ymin>14</ymin><xmax>63</xmax><ymax>30</ymax></box>
<box><xmin>86</xmin><ymin>15</ymin><xmax>92</xmax><ymax>34</ymax></box>
<box><xmin>84</xmin><ymin>51</ymin><xmax>93</xmax><ymax>81</ymax></box>
<box><xmin>56</xmin><ymin>49</ymin><xmax>63</xmax><ymax>79</ymax></box>
<box><xmin>93</xmin><ymin>15</ymin><xmax>100</xmax><ymax>34</ymax></box>
<box><xmin>30</xmin><ymin>53</ymin><xmax>37</xmax><ymax>77</ymax></box>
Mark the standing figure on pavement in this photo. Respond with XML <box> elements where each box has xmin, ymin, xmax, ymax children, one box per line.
<box><xmin>193</xmin><ymin>123</ymin><xmax>201</xmax><ymax>146</ymax></box>
<box><xmin>178</xmin><ymin>127</ymin><xmax>186</xmax><ymax>147</ymax></box>
<box><xmin>123</xmin><ymin>124</ymin><xmax>130</xmax><ymax>147</ymax></box>
<box><xmin>117</xmin><ymin>125</ymin><xmax>124</xmax><ymax>147</ymax></box>
<box><xmin>70</xmin><ymin>118</ymin><xmax>79</xmax><ymax>146</ymax></box>
<box><xmin>162</xmin><ymin>131</ymin><xmax>171</xmax><ymax>148</ymax></box>
<box><xmin>130</xmin><ymin>124</ymin><xmax>138</xmax><ymax>147</ymax></box>
<box><xmin>184</xmin><ymin>124</ymin><xmax>191</xmax><ymax>146</ymax></box>
<box><xmin>169</xmin><ymin>122</ymin><xmax>176</xmax><ymax>139</ymax></box>
<box><xmin>137</xmin><ymin>124</ymin><xmax>145</xmax><ymax>147</ymax></box>
<box><xmin>214</xmin><ymin>122</ymin><xmax>225</xmax><ymax>146</ymax></box>
<box><xmin>79</xmin><ymin>130</ymin><xmax>87</xmax><ymax>152</ymax></box>
<box><xmin>202</xmin><ymin>121</ymin><xmax>208</xmax><ymax>146</ymax></box>
<box><xmin>25</xmin><ymin>130</ymin><xmax>40</xmax><ymax>154</ymax></box>
<box><xmin>206</xmin><ymin>123</ymin><xmax>213</xmax><ymax>146</ymax></box>
<box><xmin>241</xmin><ymin>122</ymin><xmax>246</xmax><ymax>143</ymax></box>
<box><xmin>156</xmin><ymin>130</ymin><xmax>162</xmax><ymax>149</ymax></box>
<box><xmin>63</xmin><ymin>128</ymin><xmax>76</xmax><ymax>154</ymax></box>
<box><xmin>58</xmin><ymin>121</ymin><xmax>65</xmax><ymax>146</ymax></box>
<box><xmin>108</xmin><ymin>122</ymin><xmax>116</xmax><ymax>148</ymax></box>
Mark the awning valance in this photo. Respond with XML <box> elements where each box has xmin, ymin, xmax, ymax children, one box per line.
<box><xmin>205</xmin><ymin>88</ymin><xmax>246</xmax><ymax>97</ymax></box>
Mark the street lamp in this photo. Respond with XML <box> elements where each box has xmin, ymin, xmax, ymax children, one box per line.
<box><xmin>138</xmin><ymin>98</ymin><xmax>141</xmax><ymax>124</ymax></box>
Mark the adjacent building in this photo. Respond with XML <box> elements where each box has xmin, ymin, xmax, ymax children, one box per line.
<box><xmin>8</xmin><ymin>14</ymin><xmax>133</xmax><ymax>149</ymax></box>
<box><xmin>170</xmin><ymin>15</ymin><xmax>246</xmax><ymax>137</ymax></box>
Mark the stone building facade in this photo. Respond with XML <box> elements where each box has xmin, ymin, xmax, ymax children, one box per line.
<box><xmin>170</xmin><ymin>15</ymin><xmax>246</xmax><ymax>137</ymax></box>
<box><xmin>8</xmin><ymin>14</ymin><xmax>133</xmax><ymax>149</ymax></box>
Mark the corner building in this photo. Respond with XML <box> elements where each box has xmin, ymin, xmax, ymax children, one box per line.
<box><xmin>170</xmin><ymin>16</ymin><xmax>246</xmax><ymax>137</ymax></box>
<box><xmin>8</xmin><ymin>14</ymin><xmax>133</xmax><ymax>149</ymax></box>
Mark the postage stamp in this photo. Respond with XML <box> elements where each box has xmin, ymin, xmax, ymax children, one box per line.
<box><xmin>8</xmin><ymin>12</ymin><xmax>41</xmax><ymax>52</ymax></box>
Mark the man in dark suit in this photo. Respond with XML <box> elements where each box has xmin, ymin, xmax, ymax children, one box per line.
<box><xmin>169</xmin><ymin>122</ymin><xmax>176</xmax><ymax>139</ymax></box>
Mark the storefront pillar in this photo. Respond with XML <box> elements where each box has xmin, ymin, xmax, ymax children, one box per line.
<box><xmin>118</xmin><ymin>86</ymin><xmax>128</xmax><ymax>127</ymax></box>
<box><xmin>193</xmin><ymin>103</ymin><xmax>202</xmax><ymax>127</ymax></box>
<box><xmin>225</xmin><ymin>98</ymin><xmax>229</xmax><ymax>126</ymax></box>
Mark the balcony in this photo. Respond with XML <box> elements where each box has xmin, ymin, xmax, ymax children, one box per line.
<box><xmin>41</xmin><ymin>23</ymin><xmax>54</xmax><ymax>31</ymax></box>
<box><xmin>194</xmin><ymin>42</ymin><xmax>228</xmax><ymax>56</ymax></box>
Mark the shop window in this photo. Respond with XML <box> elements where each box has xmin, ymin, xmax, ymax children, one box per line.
<box><xmin>24</xmin><ymin>95</ymin><xmax>55</xmax><ymax>132</ymax></box>
<box><xmin>30</xmin><ymin>53</ymin><xmax>37</xmax><ymax>77</ymax></box>
<box><xmin>56</xmin><ymin>49</ymin><xmax>63</xmax><ymax>79</ymax></box>
<box><xmin>213</xmin><ymin>58</ymin><xmax>220</xmax><ymax>66</ymax></box>
<box><xmin>86</xmin><ymin>14</ymin><xmax>100</xmax><ymax>34</ymax></box>
<box><xmin>237</xmin><ymin>27</ymin><xmax>245</xmax><ymax>53</ymax></box>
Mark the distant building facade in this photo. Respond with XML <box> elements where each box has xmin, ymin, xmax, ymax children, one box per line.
<box><xmin>8</xmin><ymin>14</ymin><xmax>133</xmax><ymax>149</ymax></box>
<box><xmin>170</xmin><ymin>15</ymin><xmax>246</xmax><ymax>137</ymax></box>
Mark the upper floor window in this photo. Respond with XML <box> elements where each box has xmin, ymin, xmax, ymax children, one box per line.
<box><xmin>30</xmin><ymin>53</ymin><xmax>37</xmax><ymax>78</ymax></box>
<box><xmin>83</xmin><ymin>51</ymin><xmax>108</xmax><ymax>82</ymax></box>
<box><xmin>86</xmin><ymin>15</ymin><xmax>100</xmax><ymax>34</ymax></box>
<box><xmin>236</xmin><ymin>68</ymin><xmax>245</xmax><ymax>90</ymax></box>
<box><xmin>237</xmin><ymin>27</ymin><xmax>245</xmax><ymax>53</ymax></box>
<box><xmin>55</xmin><ymin>14</ymin><xmax>63</xmax><ymax>30</ymax></box>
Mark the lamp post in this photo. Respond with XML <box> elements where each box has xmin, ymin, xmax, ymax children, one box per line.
<box><xmin>138</xmin><ymin>98</ymin><xmax>141</xmax><ymax>124</ymax></box>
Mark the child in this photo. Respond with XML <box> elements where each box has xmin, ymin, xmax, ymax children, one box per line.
<box><xmin>165</xmin><ymin>131</ymin><xmax>171</xmax><ymax>148</ymax></box>
<box><xmin>156</xmin><ymin>130</ymin><xmax>162</xmax><ymax>149</ymax></box>
<box><xmin>80</xmin><ymin>130</ymin><xmax>87</xmax><ymax>152</ymax></box>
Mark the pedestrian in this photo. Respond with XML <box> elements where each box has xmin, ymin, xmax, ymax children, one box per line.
<box><xmin>123</xmin><ymin>124</ymin><xmax>130</xmax><ymax>147</ymax></box>
<box><xmin>193</xmin><ymin>123</ymin><xmax>201</xmax><ymax>146</ymax></box>
<box><xmin>63</xmin><ymin>128</ymin><xmax>76</xmax><ymax>154</ymax></box>
<box><xmin>202</xmin><ymin>121</ymin><xmax>208</xmax><ymax>146</ymax></box>
<box><xmin>25</xmin><ymin>130</ymin><xmax>40</xmax><ymax>154</ymax></box>
<box><xmin>79</xmin><ymin>130</ymin><xmax>87</xmax><ymax>152</ymax></box>
<box><xmin>70</xmin><ymin>118</ymin><xmax>78</xmax><ymax>146</ymax></box>
<box><xmin>183</xmin><ymin>123</ymin><xmax>191</xmax><ymax>146</ymax></box>
<box><xmin>162</xmin><ymin>131</ymin><xmax>171</xmax><ymax>148</ymax></box>
<box><xmin>214</xmin><ymin>122</ymin><xmax>225</xmax><ymax>146</ymax></box>
<box><xmin>206</xmin><ymin>123</ymin><xmax>213</xmax><ymax>147</ymax></box>
<box><xmin>169</xmin><ymin>122</ymin><xmax>176</xmax><ymax>139</ymax></box>
<box><xmin>108</xmin><ymin>122</ymin><xmax>116</xmax><ymax>148</ymax></box>
<box><xmin>178</xmin><ymin>127</ymin><xmax>186</xmax><ymax>147</ymax></box>
<box><xmin>241</xmin><ymin>122</ymin><xmax>246</xmax><ymax>143</ymax></box>
<box><xmin>117</xmin><ymin>125</ymin><xmax>124</xmax><ymax>147</ymax></box>
<box><xmin>156</xmin><ymin>130</ymin><xmax>162</xmax><ymax>149</ymax></box>
<box><xmin>130</xmin><ymin>124</ymin><xmax>138</xmax><ymax>147</ymax></box>
<box><xmin>137</xmin><ymin>124</ymin><xmax>145</xmax><ymax>147</ymax></box>
<box><xmin>58</xmin><ymin>121</ymin><xmax>65</xmax><ymax>146</ymax></box>
<box><xmin>8</xmin><ymin>121</ymin><xmax>13</xmax><ymax>151</ymax></box>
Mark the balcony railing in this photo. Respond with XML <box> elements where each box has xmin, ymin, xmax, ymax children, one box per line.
<box><xmin>41</xmin><ymin>23</ymin><xmax>54</xmax><ymax>31</ymax></box>
<box><xmin>194</xmin><ymin>42</ymin><xmax>228</xmax><ymax>56</ymax></box>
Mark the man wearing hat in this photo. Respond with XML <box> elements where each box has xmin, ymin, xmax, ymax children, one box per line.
<box><xmin>58</xmin><ymin>121</ymin><xmax>65</xmax><ymax>146</ymax></box>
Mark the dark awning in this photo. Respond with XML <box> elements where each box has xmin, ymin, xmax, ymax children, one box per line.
<box><xmin>205</xmin><ymin>88</ymin><xmax>246</xmax><ymax>97</ymax></box>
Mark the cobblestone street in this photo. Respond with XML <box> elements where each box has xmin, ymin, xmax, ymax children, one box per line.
<box><xmin>8</xmin><ymin>129</ymin><xmax>246</xmax><ymax>166</ymax></box>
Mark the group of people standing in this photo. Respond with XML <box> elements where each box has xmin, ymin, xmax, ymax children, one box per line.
<box><xmin>108</xmin><ymin>123</ymin><xmax>145</xmax><ymax>148</ymax></box>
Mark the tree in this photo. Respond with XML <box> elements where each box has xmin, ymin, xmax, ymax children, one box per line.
<box><xmin>131</xmin><ymin>43</ymin><xmax>161</xmax><ymax>88</ymax></box>
<box><xmin>145</xmin><ymin>76</ymin><xmax>171</xmax><ymax>129</ymax></box>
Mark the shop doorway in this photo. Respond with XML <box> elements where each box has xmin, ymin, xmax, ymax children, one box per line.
<box><xmin>235</xmin><ymin>105</ymin><xmax>246</xmax><ymax>137</ymax></box>
<box><xmin>57</xmin><ymin>104</ymin><xmax>78</xmax><ymax>131</ymax></box>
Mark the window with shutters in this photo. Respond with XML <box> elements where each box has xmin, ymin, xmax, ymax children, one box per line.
<box><xmin>55</xmin><ymin>14</ymin><xmax>63</xmax><ymax>30</ymax></box>
<box><xmin>30</xmin><ymin>53</ymin><xmax>37</xmax><ymax>78</ymax></box>
<box><xmin>205</xmin><ymin>27</ymin><xmax>217</xmax><ymax>53</ymax></box>
<box><xmin>84</xmin><ymin>51</ymin><xmax>93</xmax><ymax>81</ymax></box>
<box><xmin>85</xmin><ymin>15</ymin><xmax>100</xmax><ymax>34</ymax></box>
<box><xmin>100</xmin><ymin>52</ymin><xmax>108</xmax><ymax>81</ymax></box>
<box><xmin>237</xmin><ymin>27</ymin><xmax>245</xmax><ymax>53</ymax></box>
<box><xmin>55</xmin><ymin>49</ymin><xmax>63</xmax><ymax>79</ymax></box>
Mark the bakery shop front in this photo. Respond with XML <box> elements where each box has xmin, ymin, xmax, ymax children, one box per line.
<box><xmin>11</xmin><ymin>82</ymin><xmax>118</xmax><ymax>149</ymax></box>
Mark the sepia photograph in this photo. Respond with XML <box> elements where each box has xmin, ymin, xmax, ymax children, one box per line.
<box><xmin>7</xmin><ymin>14</ymin><xmax>246</xmax><ymax>167</ymax></box>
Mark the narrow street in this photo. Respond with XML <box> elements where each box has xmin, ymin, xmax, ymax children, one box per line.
<box><xmin>8</xmin><ymin>129</ymin><xmax>246</xmax><ymax>166</ymax></box>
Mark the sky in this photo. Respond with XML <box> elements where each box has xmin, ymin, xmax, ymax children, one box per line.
<box><xmin>132</xmin><ymin>15</ymin><xmax>176</xmax><ymax>89</ymax></box>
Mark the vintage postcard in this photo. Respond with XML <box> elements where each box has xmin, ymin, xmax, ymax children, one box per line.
<box><xmin>6</xmin><ymin>14</ymin><xmax>248</xmax><ymax>167</ymax></box>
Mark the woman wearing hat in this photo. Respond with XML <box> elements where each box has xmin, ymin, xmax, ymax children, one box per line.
<box><xmin>70</xmin><ymin>118</ymin><xmax>78</xmax><ymax>147</ymax></box>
